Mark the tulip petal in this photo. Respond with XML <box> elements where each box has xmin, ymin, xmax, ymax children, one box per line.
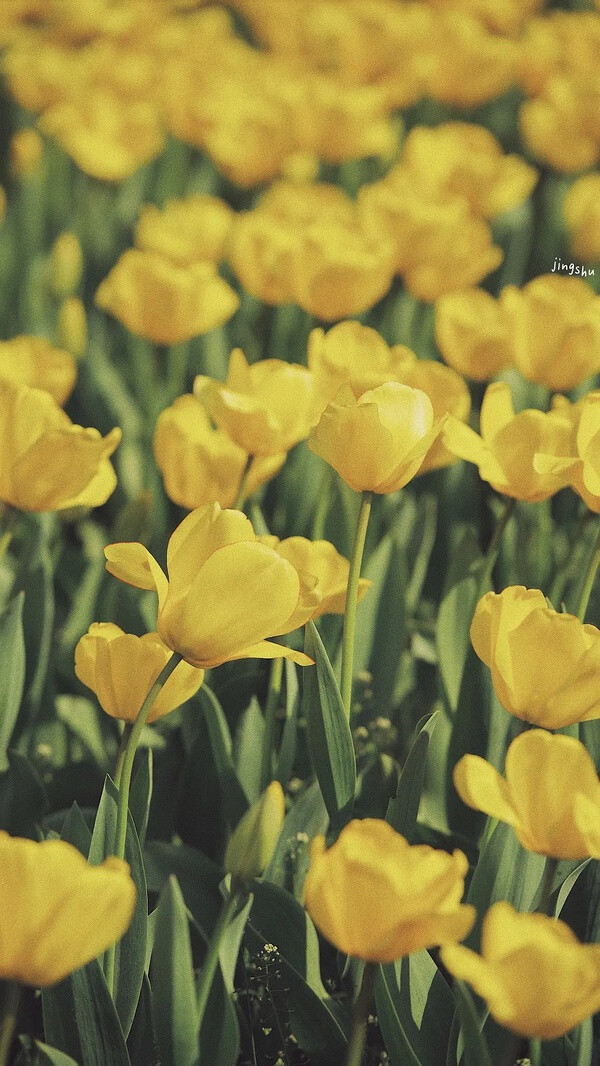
<box><xmin>453</xmin><ymin>754</ymin><xmax>518</xmax><ymax>827</ymax></box>
<box><xmin>480</xmin><ymin>381</ymin><xmax>515</xmax><ymax>441</ymax></box>
<box><xmin>228</xmin><ymin>640</ymin><xmax>314</xmax><ymax>667</ymax></box>
<box><xmin>104</xmin><ymin>542</ymin><xmax>168</xmax><ymax>610</ymax></box>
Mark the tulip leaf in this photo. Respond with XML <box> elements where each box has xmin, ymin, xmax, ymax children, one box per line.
<box><xmin>451</xmin><ymin>980</ymin><xmax>494</xmax><ymax>1066</ymax></box>
<box><xmin>386</xmin><ymin>721</ymin><xmax>431</xmax><ymax>842</ymax></box>
<box><xmin>198</xmin><ymin>685</ymin><xmax>250</xmax><ymax>828</ymax></box>
<box><xmin>275</xmin><ymin>658</ymin><xmax>300</xmax><ymax>790</ymax></box>
<box><xmin>233</xmin><ymin>696</ymin><xmax>265</xmax><ymax>804</ymax></box>
<box><xmin>126</xmin><ymin>974</ymin><xmax>160</xmax><ymax>1066</ymax></box>
<box><xmin>42</xmin><ymin>957</ymin><xmax>131</xmax><ymax>1066</ymax></box>
<box><xmin>35</xmin><ymin>1043</ymin><xmax>80</xmax><ymax>1066</ymax></box>
<box><xmin>196</xmin><ymin>893</ymin><xmax>251</xmax><ymax>1066</ymax></box>
<box><xmin>129</xmin><ymin>748</ymin><xmax>153</xmax><ymax>846</ymax></box>
<box><xmin>436</xmin><ymin>527</ymin><xmax>484</xmax><ymax>712</ymax></box>
<box><xmin>150</xmin><ymin>875</ymin><xmax>199</xmax><ymax>1066</ymax></box>
<box><xmin>303</xmin><ymin>620</ymin><xmax>356</xmax><ymax>833</ymax></box>
<box><xmin>0</xmin><ymin>592</ymin><xmax>26</xmax><ymax>772</ymax></box>
<box><xmin>265</xmin><ymin>778</ymin><xmax>328</xmax><ymax>895</ymax></box>
<box><xmin>89</xmin><ymin>776</ymin><xmax>148</xmax><ymax>1038</ymax></box>
<box><xmin>445</xmin><ymin>647</ymin><xmax>491</xmax><ymax>838</ymax></box>
<box><xmin>144</xmin><ymin>840</ymin><xmax>223</xmax><ymax>938</ymax></box>
<box><xmin>55</xmin><ymin>695</ymin><xmax>108</xmax><ymax>771</ymax></box>
<box><xmin>374</xmin><ymin>965</ymin><xmax>425</xmax><ymax>1066</ymax></box>
<box><xmin>59</xmin><ymin>801</ymin><xmax>93</xmax><ymax>856</ymax></box>
<box><xmin>376</xmin><ymin>952</ymin><xmax>454</xmax><ymax>1066</ymax></box>
<box><xmin>369</xmin><ymin>537</ymin><xmax>408</xmax><ymax>715</ymax></box>
<box><xmin>21</xmin><ymin>513</ymin><xmax>55</xmax><ymax>715</ymax></box>
<box><xmin>0</xmin><ymin>749</ymin><xmax>48</xmax><ymax>837</ymax></box>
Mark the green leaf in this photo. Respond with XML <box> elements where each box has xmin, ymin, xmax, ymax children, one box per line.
<box><xmin>0</xmin><ymin>593</ymin><xmax>26</xmax><ymax>772</ymax></box>
<box><xmin>377</xmin><ymin>953</ymin><xmax>454</xmax><ymax>1066</ymax></box>
<box><xmin>129</xmin><ymin>749</ymin><xmax>153</xmax><ymax>846</ymax></box>
<box><xmin>89</xmin><ymin>777</ymin><xmax>147</xmax><ymax>1038</ymax></box>
<box><xmin>196</xmin><ymin>894</ymin><xmax>251</xmax><ymax>1066</ymax></box>
<box><xmin>465</xmin><ymin>821</ymin><xmax>545</xmax><ymax>951</ymax></box>
<box><xmin>126</xmin><ymin>974</ymin><xmax>160</xmax><ymax>1066</ymax></box>
<box><xmin>150</xmin><ymin>875</ymin><xmax>198</xmax><ymax>1066</ymax></box>
<box><xmin>436</xmin><ymin>528</ymin><xmax>483</xmax><ymax>712</ymax></box>
<box><xmin>265</xmin><ymin>779</ymin><xmax>328</xmax><ymax>896</ymax></box>
<box><xmin>386</xmin><ymin>719</ymin><xmax>431</xmax><ymax>842</ymax></box>
<box><xmin>0</xmin><ymin>750</ymin><xmax>47</xmax><ymax>836</ymax></box>
<box><xmin>144</xmin><ymin>841</ymin><xmax>223</xmax><ymax>938</ymax></box>
<box><xmin>451</xmin><ymin>980</ymin><xmax>493</xmax><ymax>1066</ymax></box>
<box><xmin>36</xmin><ymin>1041</ymin><xmax>81</xmax><ymax>1066</ymax></box>
<box><xmin>55</xmin><ymin>696</ymin><xmax>108</xmax><ymax>770</ymax></box>
<box><xmin>42</xmin><ymin>957</ymin><xmax>131</xmax><ymax>1066</ymax></box>
<box><xmin>369</xmin><ymin>538</ymin><xmax>408</xmax><ymax>714</ymax></box>
<box><xmin>445</xmin><ymin>648</ymin><xmax>491</xmax><ymax>838</ymax></box>
<box><xmin>59</xmin><ymin>801</ymin><xmax>92</xmax><ymax>856</ymax></box>
<box><xmin>21</xmin><ymin>514</ymin><xmax>55</xmax><ymax>715</ymax></box>
<box><xmin>233</xmin><ymin>697</ymin><xmax>265</xmax><ymax>805</ymax></box>
<box><xmin>374</xmin><ymin>965</ymin><xmax>424</xmax><ymax>1066</ymax></box>
<box><xmin>198</xmin><ymin>686</ymin><xmax>249</xmax><ymax>828</ymax></box>
<box><xmin>303</xmin><ymin>620</ymin><xmax>356</xmax><ymax>832</ymax></box>
<box><xmin>275</xmin><ymin>659</ymin><xmax>300</xmax><ymax>789</ymax></box>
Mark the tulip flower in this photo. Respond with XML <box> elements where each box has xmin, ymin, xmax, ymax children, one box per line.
<box><xmin>0</xmin><ymin>380</ymin><xmax>120</xmax><ymax>513</ymax></box>
<box><xmin>535</xmin><ymin>392</ymin><xmax>600</xmax><ymax>513</ymax></box>
<box><xmin>520</xmin><ymin>78</ymin><xmax>599</xmax><ymax>174</ymax></box>
<box><xmin>308</xmin><ymin>382</ymin><xmax>444</xmax><ymax>494</ymax></box>
<box><xmin>135</xmin><ymin>194</ymin><xmax>234</xmax><ymax>266</ymax></box>
<box><xmin>95</xmin><ymin>249</ymin><xmax>239</xmax><ymax>345</ymax></box>
<box><xmin>564</xmin><ymin>173</ymin><xmax>600</xmax><ymax>262</ymax></box>
<box><xmin>0</xmin><ymin>336</ymin><xmax>76</xmax><ymax>405</ymax></box>
<box><xmin>304</xmin><ymin>819</ymin><xmax>475</xmax><ymax>963</ymax></box>
<box><xmin>104</xmin><ymin>503</ymin><xmax>313</xmax><ymax>670</ymax></box>
<box><xmin>75</xmin><ymin>623</ymin><xmax>205</xmax><ymax>723</ymax></box>
<box><xmin>258</xmin><ymin>535</ymin><xmax>372</xmax><ymax>625</ymax></box>
<box><xmin>443</xmin><ymin>381</ymin><xmax>573</xmax><ymax>502</ymax></box>
<box><xmin>435</xmin><ymin>289</ymin><xmax>513</xmax><ymax>382</ymax></box>
<box><xmin>454</xmin><ymin>730</ymin><xmax>600</xmax><ymax>859</ymax></box>
<box><xmin>153</xmin><ymin>395</ymin><xmax>285</xmax><ymax>510</ymax></box>
<box><xmin>423</xmin><ymin>11</ymin><xmax>516</xmax><ymax>108</ymax></box>
<box><xmin>50</xmin><ymin>232</ymin><xmax>83</xmax><ymax>297</ymax></box>
<box><xmin>441</xmin><ymin>902</ymin><xmax>600</xmax><ymax>1039</ymax></box>
<box><xmin>225</xmin><ymin>781</ymin><xmax>285</xmax><ymax>881</ymax></box>
<box><xmin>10</xmin><ymin>128</ymin><xmax>43</xmax><ymax>178</ymax></box>
<box><xmin>0</xmin><ymin>832</ymin><xmax>135</xmax><ymax>986</ymax></box>
<box><xmin>471</xmin><ymin>585</ymin><xmax>600</xmax><ymax>727</ymax></box>
<box><xmin>194</xmin><ymin>349</ymin><xmax>317</xmax><ymax>457</ymax></box>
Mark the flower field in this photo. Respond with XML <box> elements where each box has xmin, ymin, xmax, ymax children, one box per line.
<box><xmin>1</xmin><ymin>1</ymin><xmax>600</xmax><ymax>1064</ymax></box>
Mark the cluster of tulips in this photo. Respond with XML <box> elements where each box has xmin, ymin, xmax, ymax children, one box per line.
<box><xmin>0</xmin><ymin>2</ymin><xmax>599</xmax><ymax>1066</ymax></box>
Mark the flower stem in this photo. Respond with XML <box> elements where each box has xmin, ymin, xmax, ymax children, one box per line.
<box><xmin>233</xmin><ymin>454</ymin><xmax>254</xmax><ymax>511</ymax></box>
<box><xmin>311</xmin><ymin>464</ymin><xmax>333</xmax><ymax>540</ymax></box>
<box><xmin>260</xmin><ymin>656</ymin><xmax>284</xmax><ymax>791</ymax></box>
<box><xmin>197</xmin><ymin>887</ymin><xmax>242</xmax><ymax>1036</ymax></box>
<box><xmin>0</xmin><ymin>983</ymin><xmax>20</xmax><ymax>1066</ymax></box>
<box><xmin>345</xmin><ymin>963</ymin><xmax>376</xmax><ymax>1066</ymax></box>
<box><xmin>529</xmin><ymin>1037</ymin><xmax>542</xmax><ymax>1066</ymax></box>
<box><xmin>576</xmin><ymin>516</ymin><xmax>600</xmax><ymax>621</ymax></box>
<box><xmin>106</xmin><ymin>652</ymin><xmax>182</xmax><ymax>997</ymax></box>
<box><xmin>341</xmin><ymin>492</ymin><xmax>373</xmax><ymax>719</ymax></box>
<box><xmin>114</xmin><ymin>723</ymin><xmax>133</xmax><ymax>790</ymax></box>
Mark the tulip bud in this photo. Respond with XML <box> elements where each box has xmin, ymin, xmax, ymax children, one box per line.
<box><xmin>51</xmin><ymin>232</ymin><xmax>83</xmax><ymax>297</ymax></box>
<box><xmin>10</xmin><ymin>128</ymin><xmax>44</xmax><ymax>179</ymax></box>
<box><xmin>58</xmin><ymin>296</ymin><xmax>87</xmax><ymax>357</ymax></box>
<box><xmin>225</xmin><ymin>781</ymin><xmax>285</xmax><ymax>881</ymax></box>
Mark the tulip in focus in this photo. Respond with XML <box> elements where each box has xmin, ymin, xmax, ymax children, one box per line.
<box><xmin>0</xmin><ymin>832</ymin><xmax>135</xmax><ymax>986</ymax></box>
<box><xmin>104</xmin><ymin>503</ymin><xmax>314</xmax><ymax>670</ymax></box>
<box><xmin>471</xmin><ymin>584</ymin><xmax>600</xmax><ymax>727</ymax></box>
<box><xmin>442</xmin><ymin>903</ymin><xmax>600</xmax><ymax>1038</ymax></box>
<box><xmin>535</xmin><ymin>392</ymin><xmax>600</xmax><ymax>513</ymax></box>
<box><xmin>308</xmin><ymin>382</ymin><xmax>444</xmax><ymax>494</ymax></box>
<box><xmin>225</xmin><ymin>781</ymin><xmax>285</xmax><ymax>881</ymax></box>
<box><xmin>454</xmin><ymin>729</ymin><xmax>600</xmax><ymax>859</ymax></box>
<box><xmin>75</xmin><ymin>623</ymin><xmax>205</xmax><ymax>723</ymax></box>
<box><xmin>0</xmin><ymin>380</ymin><xmax>120</xmax><ymax>512</ymax></box>
<box><xmin>304</xmin><ymin>819</ymin><xmax>475</xmax><ymax>963</ymax></box>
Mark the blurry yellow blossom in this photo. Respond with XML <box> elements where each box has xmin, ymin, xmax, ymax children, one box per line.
<box><xmin>0</xmin><ymin>832</ymin><xmax>135</xmax><ymax>987</ymax></box>
<box><xmin>50</xmin><ymin>232</ymin><xmax>83</xmax><ymax>297</ymax></box>
<box><xmin>435</xmin><ymin>289</ymin><xmax>513</xmax><ymax>382</ymax></box>
<box><xmin>0</xmin><ymin>336</ymin><xmax>76</xmax><ymax>405</ymax></box>
<box><xmin>153</xmin><ymin>395</ymin><xmax>284</xmax><ymax>510</ymax></box>
<box><xmin>258</xmin><ymin>535</ymin><xmax>372</xmax><ymax>624</ymax></box>
<box><xmin>225</xmin><ymin>781</ymin><xmax>285</xmax><ymax>881</ymax></box>
<box><xmin>520</xmin><ymin>76</ymin><xmax>600</xmax><ymax>173</ymax></box>
<box><xmin>564</xmin><ymin>174</ymin><xmax>600</xmax><ymax>262</ymax></box>
<box><xmin>401</xmin><ymin>123</ymin><xmax>537</xmax><ymax>219</ymax></box>
<box><xmin>195</xmin><ymin>349</ymin><xmax>317</xmax><ymax>457</ymax></box>
<box><xmin>58</xmin><ymin>297</ymin><xmax>88</xmax><ymax>358</ymax></box>
<box><xmin>441</xmin><ymin>903</ymin><xmax>600</xmax><ymax>1039</ymax></box>
<box><xmin>96</xmin><ymin>249</ymin><xmax>239</xmax><ymax>345</ymax></box>
<box><xmin>0</xmin><ymin>380</ymin><xmax>120</xmax><ymax>512</ymax></box>
<box><xmin>104</xmin><ymin>503</ymin><xmax>314</xmax><ymax>670</ymax></box>
<box><xmin>443</xmin><ymin>381</ymin><xmax>573</xmax><ymax>501</ymax></box>
<box><xmin>470</xmin><ymin>585</ymin><xmax>600</xmax><ymax>728</ymax></box>
<box><xmin>424</xmin><ymin>0</ymin><xmax>543</xmax><ymax>36</ymax></box>
<box><xmin>309</xmin><ymin>382</ymin><xmax>444</xmax><ymax>494</ymax></box>
<box><xmin>135</xmin><ymin>195</ymin><xmax>234</xmax><ymax>266</ymax></box>
<box><xmin>10</xmin><ymin>127</ymin><xmax>43</xmax><ymax>178</ymax></box>
<box><xmin>454</xmin><ymin>730</ymin><xmax>600</xmax><ymax>859</ymax></box>
<box><xmin>304</xmin><ymin>819</ymin><xmax>474</xmax><ymax>963</ymax></box>
<box><xmin>75</xmin><ymin>622</ymin><xmax>204</xmax><ymax>723</ymax></box>
<box><xmin>422</xmin><ymin>12</ymin><xmax>516</xmax><ymax>108</ymax></box>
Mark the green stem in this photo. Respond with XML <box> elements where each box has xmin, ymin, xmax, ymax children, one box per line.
<box><xmin>577</xmin><ymin>517</ymin><xmax>600</xmax><ymax>621</ymax></box>
<box><xmin>106</xmin><ymin>652</ymin><xmax>182</xmax><ymax>997</ymax></box>
<box><xmin>345</xmin><ymin>963</ymin><xmax>376</xmax><ymax>1066</ymax></box>
<box><xmin>311</xmin><ymin>465</ymin><xmax>333</xmax><ymax>541</ymax></box>
<box><xmin>341</xmin><ymin>492</ymin><xmax>373</xmax><ymax>719</ymax></box>
<box><xmin>537</xmin><ymin>856</ymin><xmax>558</xmax><ymax>916</ymax></box>
<box><xmin>166</xmin><ymin>341</ymin><xmax>189</xmax><ymax>404</ymax></box>
<box><xmin>233</xmin><ymin>454</ymin><xmax>254</xmax><ymax>511</ymax></box>
<box><xmin>260</xmin><ymin>656</ymin><xmax>284</xmax><ymax>791</ymax></box>
<box><xmin>478</xmin><ymin>496</ymin><xmax>516</xmax><ymax>599</ymax></box>
<box><xmin>197</xmin><ymin>888</ymin><xmax>242</xmax><ymax>1034</ymax></box>
<box><xmin>0</xmin><ymin>982</ymin><xmax>20</xmax><ymax>1066</ymax></box>
<box><xmin>114</xmin><ymin>723</ymin><xmax>133</xmax><ymax>790</ymax></box>
<box><xmin>529</xmin><ymin>1037</ymin><xmax>543</xmax><ymax>1066</ymax></box>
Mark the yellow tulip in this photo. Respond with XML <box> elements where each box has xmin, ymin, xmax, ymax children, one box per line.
<box><xmin>75</xmin><ymin>623</ymin><xmax>205</xmax><ymax>723</ymax></box>
<box><xmin>0</xmin><ymin>832</ymin><xmax>135</xmax><ymax>987</ymax></box>
<box><xmin>50</xmin><ymin>231</ymin><xmax>83</xmax><ymax>297</ymax></box>
<box><xmin>304</xmin><ymin>819</ymin><xmax>475</xmax><ymax>963</ymax></box>
<box><xmin>441</xmin><ymin>902</ymin><xmax>600</xmax><ymax>1039</ymax></box>
<box><xmin>258</xmin><ymin>535</ymin><xmax>372</xmax><ymax>625</ymax></box>
<box><xmin>0</xmin><ymin>380</ymin><xmax>120</xmax><ymax>513</ymax></box>
<box><xmin>471</xmin><ymin>585</ymin><xmax>600</xmax><ymax>727</ymax></box>
<box><xmin>0</xmin><ymin>335</ymin><xmax>76</xmax><ymax>405</ymax></box>
<box><xmin>134</xmin><ymin>194</ymin><xmax>234</xmax><ymax>266</ymax></box>
<box><xmin>520</xmin><ymin>77</ymin><xmax>599</xmax><ymax>174</ymax></box>
<box><xmin>454</xmin><ymin>730</ymin><xmax>600</xmax><ymax>859</ymax></box>
<box><xmin>564</xmin><ymin>173</ymin><xmax>600</xmax><ymax>262</ymax></box>
<box><xmin>57</xmin><ymin>296</ymin><xmax>87</xmax><ymax>358</ymax></box>
<box><xmin>308</xmin><ymin>382</ymin><xmax>444</xmax><ymax>494</ymax></box>
<box><xmin>104</xmin><ymin>503</ymin><xmax>313</xmax><ymax>670</ymax></box>
<box><xmin>423</xmin><ymin>11</ymin><xmax>516</xmax><ymax>108</ymax></box>
<box><xmin>95</xmin><ymin>249</ymin><xmax>239</xmax><ymax>345</ymax></box>
<box><xmin>434</xmin><ymin>289</ymin><xmax>513</xmax><ymax>382</ymax></box>
<box><xmin>402</xmin><ymin>122</ymin><xmax>537</xmax><ymax>219</ymax></box>
<box><xmin>225</xmin><ymin>781</ymin><xmax>285</xmax><ymax>881</ymax></box>
<box><xmin>153</xmin><ymin>395</ymin><xmax>285</xmax><ymax>510</ymax></box>
<box><xmin>500</xmin><ymin>275</ymin><xmax>600</xmax><ymax>391</ymax></box>
<box><xmin>535</xmin><ymin>392</ymin><xmax>600</xmax><ymax>513</ymax></box>
<box><xmin>443</xmin><ymin>381</ymin><xmax>573</xmax><ymax>501</ymax></box>
<box><xmin>10</xmin><ymin>127</ymin><xmax>43</xmax><ymax>178</ymax></box>
<box><xmin>194</xmin><ymin>349</ymin><xmax>317</xmax><ymax>457</ymax></box>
